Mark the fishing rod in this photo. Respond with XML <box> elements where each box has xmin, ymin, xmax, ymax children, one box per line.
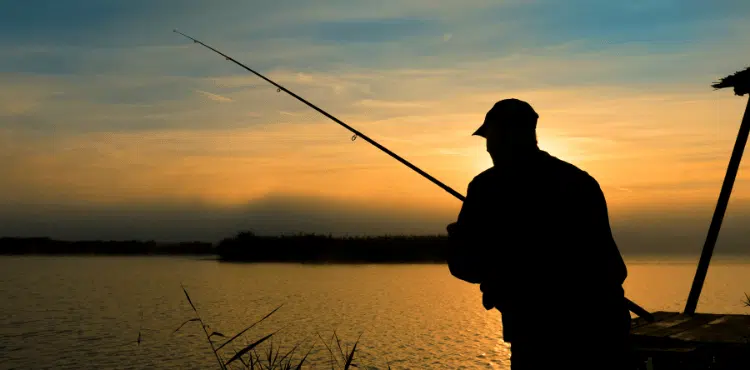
<box><xmin>173</xmin><ymin>30</ymin><xmax>653</xmax><ymax>321</ymax></box>
<box><xmin>173</xmin><ymin>29</ymin><xmax>464</xmax><ymax>202</ymax></box>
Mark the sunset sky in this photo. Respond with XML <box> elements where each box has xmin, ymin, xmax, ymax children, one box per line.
<box><xmin>2</xmin><ymin>1</ymin><xmax>750</xmax><ymax>254</ymax></box>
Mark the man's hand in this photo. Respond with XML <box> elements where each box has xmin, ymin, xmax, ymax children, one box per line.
<box><xmin>480</xmin><ymin>282</ymin><xmax>502</xmax><ymax>310</ymax></box>
<box><xmin>446</xmin><ymin>222</ymin><xmax>459</xmax><ymax>237</ymax></box>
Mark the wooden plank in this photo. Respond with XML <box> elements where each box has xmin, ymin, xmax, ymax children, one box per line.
<box><xmin>631</xmin><ymin>311</ymin><xmax>680</xmax><ymax>329</ymax></box>
<box><xmin>629</xmin><ymin>312</ymin><xmax>750</xmax><ymax>370</ymax></box>
<box><xmin>631</xmin><ymin>333</ymin><xmax>702</xmax><ymax>352</ymax></box>
<box><xmin>630</xmin><ymin>312</ymin><xmax>707</xmax><ymax>336</ymax></box>
<box><xmin>631</xmin><ymin>315</ymin><xmax>691</xmax><ymax>335</ymax></box>
<box><xmin>633</xmin><ymin>347</ymin><xmax>699</xmax><ymax>354</ymax></box>
<box><xmin>634</xmin><ymin>314</ymin><xmax>724</xmax><ymax>338</ymax></box>
<box><xmin>631</xmin><ymin>312</ymin><xmax>750</xmax><ymax>346</ymax></box>
<box><xmin>668</xmin><ymin>315</ymin><xmax>750</xmax><ymax>344</ymax></box>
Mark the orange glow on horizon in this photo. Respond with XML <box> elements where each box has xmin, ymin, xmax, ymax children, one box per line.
<box><xmin>1</xmin><ymin>70</ymin><xmax>749</xmax><ymax>222</ymax></box>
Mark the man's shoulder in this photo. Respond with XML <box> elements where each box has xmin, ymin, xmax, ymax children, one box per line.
<box><xmin>467</xmin><ymin>151</ymin><xmax>601</xmax><ymax>189</ymax></box>
<box><xmin>542</xmin><ymin>151</ymin><xmax>599</xmax><ymax>187</ymax></box>
<box><xmin>472</xmin><ymin>167</ymin><xmax>497</xmax><ymax>182</ymax></box>
<box><xmin>468</xmin><ymin>167</ymin><xmax>500</xmax><ymax>190</ymax></box>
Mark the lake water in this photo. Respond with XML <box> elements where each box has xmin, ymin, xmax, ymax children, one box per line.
<box><xmin>1</xmin><ymin>256</ymin><xmax>750</xmax><ymax>369</ymax></box>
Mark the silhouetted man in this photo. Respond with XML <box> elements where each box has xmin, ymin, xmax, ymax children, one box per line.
<box><xmin>447</xmin><ymin>99</ymin><xmax>632</xmax><ymax>370</ymax></box>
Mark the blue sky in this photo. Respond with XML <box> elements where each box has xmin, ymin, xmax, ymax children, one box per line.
<box><xmin>1</xmin><ymin>0</ymin><xmax>750</xmax><ymax>250</ymax></box>
<box><xmin>2</xmin><ymin>0</ymin><xmax>748</xmax><ymax>77</ymax></box>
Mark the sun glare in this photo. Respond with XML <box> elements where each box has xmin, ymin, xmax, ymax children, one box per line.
<box><xmin>539</xmin><ymin>135</ymin><xmax>584</xmax><ymax>163</ymax></box>
<box><xmin>475</xmin><ymin>152</ymin><xmax>493</xmax><ymax>172</ymax></box>
<box><xmin>467</xmin><ymin>135</ymin><xmax>582</xmax><ymax>174</ymax></box>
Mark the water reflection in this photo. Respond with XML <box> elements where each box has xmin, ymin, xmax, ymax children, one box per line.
<box><xmin>0</xmin><ymin>256</ymin><xmax>748</xmax><ymax>369</ymax></box>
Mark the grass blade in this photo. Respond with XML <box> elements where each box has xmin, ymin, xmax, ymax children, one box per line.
<box><xmin>333</xmin><ymin>331</ymin><xmax>346</xmax><ymax>362</ymax></box>
<box><xmin>225</xmin><ymin>332</ymin><xmax>275</xmax><ymax>366</ymax></box>
<box><xmin>344</xmin><ymin>343</ymin><xmax>357</xmax><ymax>369</ymax></box>
<box><xmin>252</xmin><ymin>349</ymin><xmax>262</xmax><ymax>369</ymax></box>
<box><xmin>294</xmin><ymin>345</ymin><xmax>315</xmax><ymax>370</ymax></box>
<box><xmin>173</xmin><ymin>318</ymin><xmax>200</xmax><ymax>334</ymax></box>
<box><xmin>181</xmin><ymin>283</ymin><xmax>197</xmax><ymax>313</ymax></box>
<box><xmin>232</xmin><ymin>348</ymin><xmax>249</xmax><ymax>369</ymax></box>
<box><xmin>137</xmin><ymin>310</ymin><xmax>143</xmax><ymax>345</ymax></box>
<box><xmin>215</xmin><ymin>304</ymin><xmax>283</xmax><ymax>352</ymax></box>
<box><xmin>343</xmin><ymin>334</ymin><xmax>362</xmax><ymax>370</ymax></box>
<box><xmin>276</xmin><ymin>341</ymin><xmax>301</xmax><ymax>366</ymax></box>
<box><xmin>265</xmin><ymin>341</ymin><xmax>276</xmax><ymax>368</ymax></box>
<box><xmin>271</xmin><ymin>346</ymin><xmax>280</xmax><ymax>368</ymax></box>
<box><xmin>249</xmin><ymin>350</ymin><xmax>256</xmax><ymax>370</ymax></box>
<box><xmin>316</xmin><ymin>332</ymin><xmax>339</xmax><ymax>367</ymax></box>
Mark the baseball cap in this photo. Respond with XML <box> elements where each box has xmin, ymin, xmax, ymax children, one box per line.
<box><xmin>472</xmin><ymin>98</ymin><xmax>539</xmax><ymax>138</ymax></box>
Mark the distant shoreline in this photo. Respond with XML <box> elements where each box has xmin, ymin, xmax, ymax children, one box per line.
<box><xmin>2</xmin><ymin>235</ymin><xmax>748</xmax><ymax>262</ymax></box>
<box><xmin>0</xmin><ymin>237</ymin><xmax>215</xmax><ymax>256</ymax></box>
<box><xmin>0</xmin><ymin>234</ymin><xmax>452</xmax><ymax>263</ymax></box>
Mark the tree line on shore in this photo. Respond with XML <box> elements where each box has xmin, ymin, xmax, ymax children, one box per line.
<box><xmin>0</xmin><ymin>232</ymin><xmax>452</xmax><ymax>262</ymax></box>
<box><xmin>216</xmin><ymin>232</ymin><xmax>450</xmax><ymax>262</ymax></box>
<box><xmin>0</xmin><ymin>237</ymin><xmax>215</xmax><ymax>255</ymax></box>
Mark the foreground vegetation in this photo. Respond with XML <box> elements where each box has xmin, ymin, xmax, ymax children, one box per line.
<box><xmin>168</xmin><ymin>285</ymin><xmax>384</xmax><ymax>370</ymax></box>
<box><xmin>163</xmin><ymin>289</ymin><xmax>750</xmax><ymax>369</ymax></box>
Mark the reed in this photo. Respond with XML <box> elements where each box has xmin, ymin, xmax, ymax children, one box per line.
<box><xmin>172</xmin><ymin>286</ymin><xmax>383</xmax><ymax>370</ymax></box>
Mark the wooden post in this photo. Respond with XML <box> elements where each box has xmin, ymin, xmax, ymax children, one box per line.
<box><xmin>684</xmin><ymin>67</ymin><xmax>750</xmax><ymax>315</ymax></box>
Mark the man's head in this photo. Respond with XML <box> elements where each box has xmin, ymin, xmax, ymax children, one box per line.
<box><xmin>473</xmin><ymin>98</ymin><xmax>539</xmax><ymax>165</ymax></box>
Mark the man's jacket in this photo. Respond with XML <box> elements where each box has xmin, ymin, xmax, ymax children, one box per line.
<box><xmin>447</xmin><ymin>150</ymin><xmax>628</xmax><ymax>343</ymax></box>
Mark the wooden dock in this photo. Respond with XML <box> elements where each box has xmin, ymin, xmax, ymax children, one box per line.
<box><xmin>624</xmin><ymin>68</ymin><xmax>750</xmax><ymax>370</ymax></box>
<box><xmin>630</xmin><ymin>311</ymin><xmax>750</xmax><ymax>369</ymax></box>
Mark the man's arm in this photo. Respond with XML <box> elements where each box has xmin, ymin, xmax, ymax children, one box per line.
<box><xmin>584</xmin><ymin>177</ymin><xmax>627</xmax><ymax>286</ymax></box>
<box><xmin>447</xmin><ymin>180</ymin><xmax>486</xmax><ymax>284</ymax></box>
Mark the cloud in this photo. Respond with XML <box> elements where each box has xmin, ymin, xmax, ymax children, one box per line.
<box><xmin>354</xmin><ymin>99</ymin><xmax>431</xmax><ymax>109</ymax></box>
<box><xmin>194</xmin><ymin>89</ymin><xmax>233</xmax><ymax>102</ymax></box>
<box><xmin>1</xmin><ymin>68</ymin><xmax>746</xmax><ymax>209</ymax></box>
<box><xmin>1</xmin><ymin>0</ymin><xmax>750</xmax><ymax>243</ymax></box>
<box><xmin>296</xmin><ymin>72</ymin><xmax>314</xmax><ymax>82</ymax></box>
<box><xmin>279</xmin><ymin>110</ymin><xmax>305</xmax><ymax>116</ymax></box>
